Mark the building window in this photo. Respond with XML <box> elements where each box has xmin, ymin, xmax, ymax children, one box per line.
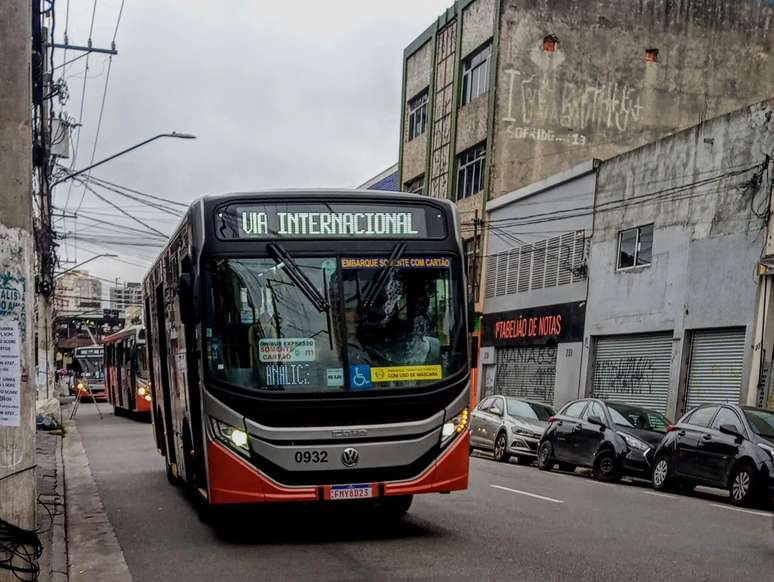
<box><xmin>456</xmin><ymin>142</ymin><xmax>486</xmax><ymax>200</ymax></box>
<box><xmin>617</xmin><ymin>224</ymin><xmax>654</xmax><ymax>269</ymax></box>
<box><xmin>405</xmin><ymin>174</ymin><xmax>425</xmax><ymax>195</ymax></box>
<box><xmin>407</xmin><ymin>90</ymin><xmax>428</xmax><ymax>141</ymax></box>
<box><xmin>461</xmin><ymin>43</ymin><xmax>491</xmax><ymax>105</ymax></box>
<box><xmin>464</xmin><ymin>235</ymin><xmax>481</xmax><ymax>302</ymax></box>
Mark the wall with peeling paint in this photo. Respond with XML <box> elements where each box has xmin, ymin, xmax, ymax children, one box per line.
<box><xmin>492</xmin><ymin>0</ymin><xmax>774</xmax><ymax>200</ymax></box>
<box><xmin>581</xmin><ymin>98</ymin><xmax>774</xmax><ymax>419</ymax></box>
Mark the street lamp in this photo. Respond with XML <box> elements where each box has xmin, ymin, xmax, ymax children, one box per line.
<box><xmin>51</xmin><ymin>132</ymin><xmax>197</xmax><ymax>187</ymax></box>
<box><xmin>54</xmin><ymin>254</ymin><xmax>118</xmax><ymax>279</ymax></box>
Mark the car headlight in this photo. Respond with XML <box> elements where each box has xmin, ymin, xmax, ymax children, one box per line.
<box><xmin>621</xmin><ymin>432</ymin><xmax>649</xmax><ymax>452</ymax></box>
<box><xmin>441</xmin><ymin>408</ymin><xmax>469</xmax><ymax>447</ymax></box>
<box><xmin>757</xmin><ymin>442</ymin><xmax>774</xmax><ymax>461</ymax></box>
<box><xmin>210</xmin><ymin>418</ymin><xmax>249</xmax><ymax>455</ymax></box>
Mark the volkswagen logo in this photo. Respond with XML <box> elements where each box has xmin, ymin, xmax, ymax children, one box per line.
<box><xmin>341</xmin><ymin>447</ymin><xmax>359</xmax><ymax>467</ymax></box>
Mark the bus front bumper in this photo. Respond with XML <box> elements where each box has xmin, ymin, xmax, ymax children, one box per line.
<box><xmin>206</xmin><ymin>429</ymin><xmax>470</xmax><ymax>505</ymax></box>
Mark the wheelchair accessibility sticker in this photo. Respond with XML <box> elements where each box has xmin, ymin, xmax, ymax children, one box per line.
<box><xmin>349</xmin><ymin>365</ymin><xmax>372</xmax><ymax>389</ymax></box>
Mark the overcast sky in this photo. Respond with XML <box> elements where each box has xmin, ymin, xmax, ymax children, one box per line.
<box><xmin>53</xmin><ymin>0</ymin><xmax>449</xmax><ymax>290</ymax></box>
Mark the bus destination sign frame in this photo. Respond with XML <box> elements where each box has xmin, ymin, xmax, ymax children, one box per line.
<box><xmin>215</xmin><ymin>202</ymin><xmax>447</xmax><ymax>241</ymax></box>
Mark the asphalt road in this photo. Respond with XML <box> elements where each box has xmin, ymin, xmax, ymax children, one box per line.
<box><xmin>74</xmin><ymin>403</ymin><xmax>774</xmax><ymax>582</ymax></box>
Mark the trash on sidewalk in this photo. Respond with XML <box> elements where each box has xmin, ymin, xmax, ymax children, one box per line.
<box><xmin>36</xmin><ymin>397</ymin><xmax>62</xmax><ymax>432</ymax></box>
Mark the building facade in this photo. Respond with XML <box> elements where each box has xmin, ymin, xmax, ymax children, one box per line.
<box><xmin>399</xmin><ymin>0</ymin><xmax>774</xmax><ymax>279</ymax></box>
<box><xmin>54</xmin><ymin>270</ymin><xmax>102</xmax><ymax>314</ymax></box>
<box><xmin>358</xmin><ymin>164</ymin><xmax>400</xmax><ymax>191</ymax></box>
<box><xmin>581</xmin><ymin>98</ymin><xmax>774</xmax><ymax>420</ymax></box>
<box><xmin>109</xmin><ymin>281</ymin><xmax>143</xmax><ymax>311</ymax></box>
<box><xmin>479</xmin><ymin>161</ymin><xmax>596</xmax><ymax>409</ymax></box>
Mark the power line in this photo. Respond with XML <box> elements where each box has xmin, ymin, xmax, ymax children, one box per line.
<box><xmin>89</xmin><ymin>175</ymin><xmax>189</xmax><ymax>208</ymax></box>
<box><xmin>76</xmin><ymin>181</ymin><xmax>169</xmax><ymax>237</ymax></box>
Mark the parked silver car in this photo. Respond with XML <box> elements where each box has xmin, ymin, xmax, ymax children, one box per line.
<box><xmin>470</xmin><ymin>396</ymin><xmax>555</xmax><ymax>464</ymax></box>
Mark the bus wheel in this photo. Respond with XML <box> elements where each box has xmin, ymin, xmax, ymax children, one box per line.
<box><xmin>378</xmin><ymin>495</ymin><xmax>413</xmax><ymax>519</ymax></box>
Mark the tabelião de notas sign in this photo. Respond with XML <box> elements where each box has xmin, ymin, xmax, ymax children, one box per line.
<box><xmin>215</xmin><ymin>202</ymin><xmax>446</xmax><ymax>240</ymax></box>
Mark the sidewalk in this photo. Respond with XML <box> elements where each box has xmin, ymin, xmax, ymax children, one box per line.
<box><xmin>35</xmin><ymin>401</ymin><xmax>133</xmax><ymax>582</ymax></box>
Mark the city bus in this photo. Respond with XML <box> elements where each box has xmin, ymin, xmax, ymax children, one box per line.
<box><xmin>143</xmin><ymin>190</ymin><xmax>470</xmax><ymax>517</ymax></box>
<box><xmin>72</xmin><ymin>344</ymin><xmax>106</xmax><ymax>400</ymax></box>
<box><xmin>103</xmin><ymin>325</ymin><xmax>152</xmax><ymax>419</ymax></box>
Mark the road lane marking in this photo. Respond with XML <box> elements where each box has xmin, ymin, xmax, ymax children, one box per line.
<box><xmin>490</xmin><ymin>484</ymin><xmax>564</xmax><ymax>503</ymax></box>
<box><xmin>642</xmin><ymin>491</ymin><xmax>676</xmax><ymax>499</ymax></box>
<box><xmin>710</xmin><ymin>503</ymin><xmax>772</xmax><ymax>517</ymax></box>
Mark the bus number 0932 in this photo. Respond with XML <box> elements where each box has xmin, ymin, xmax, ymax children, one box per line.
<box><xmin>294</xmin><ymin>450</ymin><xmax>328</xmax><ymax>463</ymax></box>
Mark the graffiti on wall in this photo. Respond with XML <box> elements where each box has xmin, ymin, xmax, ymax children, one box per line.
<box><xmin>497</xmin><ymin>346</ymin><xmax>556</xmax><ymax>401</ymax></box>
<box><xmin>502</xmin><ymin>69</ymin><xmax>645</xmax><ymax>139</ymax></box>
<box><xmin>593</xmin><ymin>356</ymin><xmax>655</xmax><ymax>395</ymax></box>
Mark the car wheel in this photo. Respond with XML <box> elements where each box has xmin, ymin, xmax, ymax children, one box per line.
<box><xmin>493</xmin><ymin>432</ymin><xmax>510</xmax><ymax>462</ymax></box>
<box><xmin>593</xmin><ymin>450</ymin><xmax>622</xmax><ymax>483</ymax></box>
<box><xmin>537</xmin><ymin>441</ymin><xmax>555</xmax><ymax>471</ymax></box>
<box><xmin>729</xmin><ymin>464</ymin><xmax>757</xmax><ymax>506</ymax></box>
<box><xmin>557</xmin><ymin>463</ymin><xmax>576</xmax><ymax>473</ymax></box>
<box><xmin>515</xmin><ymin>456</ymin><xmax>534</xmax><ymax>466</ymax></box>
<box><xmin>652</xmin><ymin>456</ymin><xmax>673</xmax><ymax>491</ymax></box>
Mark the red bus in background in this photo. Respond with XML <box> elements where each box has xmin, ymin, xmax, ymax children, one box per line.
<box><xmin>104</xmin><ymin>325</ymin><xmax>152</xmax><ymax>420</ymax></box>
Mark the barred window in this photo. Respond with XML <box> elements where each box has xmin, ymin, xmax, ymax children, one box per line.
<box><xmin>456</xmin><ymin>142</ymin><xmax>486</xmax><ymax>200</ymax></box>
<box><xmin>461</xmin><ymin>44</ymin><xmax>491</xmax><ymax>105</ymax></box>
<box><xmin>407</xmin><ymin>90</ymin><xmax>428</xmax><ymax>141</ymax></box>
<box><xmin>404</xmin><ymin>175</ymin><xmax>425</xmax><ymax>195</ymax></box>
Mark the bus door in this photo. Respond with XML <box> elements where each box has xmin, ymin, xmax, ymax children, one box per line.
<box><xmin>155</xmin><ymin>284</ymin><xmax>177</xmax><ymax>466</ymax></box>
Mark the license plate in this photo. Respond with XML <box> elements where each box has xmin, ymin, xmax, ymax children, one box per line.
<box><xmin>327</xmin><ymin>484</ymin><xmax>374</xmax><ymax>500</ymax></box>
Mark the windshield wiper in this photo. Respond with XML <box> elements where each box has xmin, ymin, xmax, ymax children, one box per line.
<box><xmin>267</xmin><ymin>243</ymin><xmax>329</xmax><ymax>312</ymax></box>
<box><xmin>363</xmin><ymin>243</ymin><xmax>407</xmax><ymax>310</ymax></box>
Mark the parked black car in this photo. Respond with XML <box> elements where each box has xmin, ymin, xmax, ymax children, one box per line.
<box><xmin>537</xmin><ymin>398</ymin><xmax>670</xmax><ymax>482</ymax></box>
<box><xmin>651</xmin><ymin>404</ymin><xmax>774</xmax><ymax>506</ymax></box>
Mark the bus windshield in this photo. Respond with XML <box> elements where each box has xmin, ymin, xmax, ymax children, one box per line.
<box><xmin>76</xmin><ymin>351</ymin><xmax>104</xmax><ymax>381</ymax></box>
<box><xmin>205</xmin><ymin>254</ymin><xmax>465</xmax><ymax>393</ymax></box>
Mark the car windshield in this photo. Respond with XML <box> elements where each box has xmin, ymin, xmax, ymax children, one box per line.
<box><xmin>205</xmin><ymin>255</ymin><xmax>465</xmax><ymax>393</ymax></box>
<box><xmin>743</xmin><ymin>408</ymin><xmax>774</xmax><ymax>439</ymax></box>
<box><xmin>607</xmin><ymin>402</ymin><xmax>670</xmax><ymax>433</ymax></box>
<box><xmin>506</xmin><ymin>399</ymin><xmax>554</xmax><ymax>421</ymax></box>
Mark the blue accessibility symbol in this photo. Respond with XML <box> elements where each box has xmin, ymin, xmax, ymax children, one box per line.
<box><xmin>349</xmin><ymin>365</ymin><xmax>372</xmax><ymax>390</ymax></box>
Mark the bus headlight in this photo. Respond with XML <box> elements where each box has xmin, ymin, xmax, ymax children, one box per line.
<box><xmin>210</xmin><ymin>418</ymin><xmax>250</xmax><ymax>455</ymax></box>
<box><xmin>441</xmin><ymin>408</ymin><xmax>469</xmax><ymax>447</ymax></box>
<box><xmin>137</xmin><ymin>387</ymin><xmax>148</xmax><ymax>397</ymax></box>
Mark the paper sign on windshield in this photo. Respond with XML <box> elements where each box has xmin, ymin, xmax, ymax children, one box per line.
<box><xmin>259</xmin><ymin>338</ymin><xmax>316</xmax><ymax>362</ymax></box>
<box><xmin>370</xmin><ymin>365</ymin><xmax>442</xmax><ymax>382</ymax></box>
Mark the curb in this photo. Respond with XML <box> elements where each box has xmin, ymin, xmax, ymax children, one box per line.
<box><xmin>62</xmin><ymin>414</ymin><xmax>133</xmax><ymax>582</ymax></box>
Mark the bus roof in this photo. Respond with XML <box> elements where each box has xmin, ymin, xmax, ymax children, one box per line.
<box><xmin>103</xmin><ymin>324</ymin><xmax>145</xmax><ymax>345</ymax></box>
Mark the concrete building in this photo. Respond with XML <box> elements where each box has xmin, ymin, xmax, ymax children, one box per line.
<box><xmin>109</xmin><ymin>281</ymin><xmax>142</xmax><ymax>311</ymax></box>
<box><xmin>358</xmin><ymin>164</ymin><xmax>400</xmax><ymax>191</ymax></box>
<box><xmin>479</xmin><ymin>161</ymin><xmax>596</xmax><ymax>409</ymax></box>
<box><xmin>398</xmin><ymin>0</ymin><xmax>774</xmax><ymax>280</ymax></box>
<box><xmin>581</xmin><ymin>97</ymin><xmax>774</xmax><ymax>420</ymax></box>
<box><xmin>54</xmin><ymin>270</ymin><xmax>103</xmax><ymax>314</ymax></box>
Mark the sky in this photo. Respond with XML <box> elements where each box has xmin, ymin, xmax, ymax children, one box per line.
<box><xmin>52</xmin><ymin>0</ymin><xmax>450</xmax><ymax>293</ymax></box>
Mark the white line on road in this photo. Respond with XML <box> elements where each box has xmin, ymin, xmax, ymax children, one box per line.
<box><xmin>710</xmin><ymin>503</ymin><xmax>772</xmax><ymax>518</ymax></box>
<box><xmin>642</xmin><ymin>491</ymin><xmax>677</xmax><ymax>499</ymax></box>
<box><xmin>490</xmin><ymin>484</ymin><xmax>564</xmax><ymax>504</ymax></box>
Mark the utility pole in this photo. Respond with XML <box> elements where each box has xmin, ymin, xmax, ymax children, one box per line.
<box><xmin>0</xmin><ymin>0</ymin><xmax>38</xmax><ymax>578</ymax></box>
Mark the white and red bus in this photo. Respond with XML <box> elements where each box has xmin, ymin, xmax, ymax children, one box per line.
<box><xmin>72</xmin><ymin>344</ymin><xmax>107</xmax><ymax>400</ymax></box>
<box><xmin>103</xmin><ymin>325</ymin><xmax>152</xmax><ymax>419</ymax></box>
<box><xmin>143</xmin><ymin>190</ymin><xmax>471</xmax><ymax>517</ymax></box>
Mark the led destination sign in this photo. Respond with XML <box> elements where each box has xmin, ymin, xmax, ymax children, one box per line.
<box><xmin>216</xmin><ymin>202</ymin><xmax>446</xmax><ymax>240</ymax></box>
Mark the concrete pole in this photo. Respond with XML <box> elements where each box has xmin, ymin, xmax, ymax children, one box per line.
<box><xmin>0</xmin><ymin>0</ymin><xmax>37</xmax><ymax>577</ymax></box>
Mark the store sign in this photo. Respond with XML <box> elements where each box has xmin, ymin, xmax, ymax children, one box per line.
<box><xmin>215</xmin><ymin>202</ymin><xmax>446</xmax><ymax>240</ymax></box>
<box><xmin>482</xmin><ymin>302</ymin><xmax>586</xmax><ymax>347</ymax></box>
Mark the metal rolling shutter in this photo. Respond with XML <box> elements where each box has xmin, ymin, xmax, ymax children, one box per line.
<box><xmin>494</xmin><ymin>346</ymin><xmax>557</xmax><ymax>404</ymax></box>
<box><xmin>591</xmin><ymin>333</ymin><xmax>672</xmax><ymax>413</ymax></box>
<box><xmin>685</xmin><ymin>328</ymin><xmax>746</xmax><ymax>410</ymax></box>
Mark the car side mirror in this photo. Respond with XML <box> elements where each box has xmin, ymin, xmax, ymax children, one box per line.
<box><xmin>718</xmin><ymin>424</ymin><xmax>743</xmax><ymax>439</ymax></box>
<box><xmin>588</xmin><ymin>415</ymin><xmax>606</xmax><ymax>429</ymax></box>
<box><xmin>490</xmin><ymin>406</ymin><xmax>502</xmax><ymax>417</ymax></box>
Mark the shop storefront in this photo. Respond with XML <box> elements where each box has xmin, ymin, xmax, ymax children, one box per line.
<box><xmin>480</xmin><ymin>301</ymin><xmax>586</xmax><ymax>408</ymax></box>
